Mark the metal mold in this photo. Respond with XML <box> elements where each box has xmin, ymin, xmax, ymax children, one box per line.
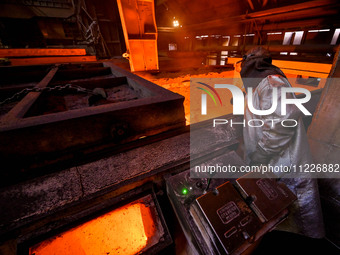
<box><xmin>0</xmin><ymin>62</ymin><xmax>185</xmax><ymax>179</ymax></box>
<box><xmin>17</xmin><ymin>185</ymin><xmax>172</xmax><ymax>255</ymax></box>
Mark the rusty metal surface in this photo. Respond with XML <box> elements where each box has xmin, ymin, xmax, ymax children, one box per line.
<box><xmin>0</xmin><ymin>48</ymin><xmax>87</xmax><ymax>57</ymax></box>
<box><xmin>2</xmin><ymin>66</ymin><xmax>59</xmax><ymax>122</ymax></box>
<box><xmin>0</xmin><ymin>48</ymin><xmax>96</xmax><ymax>67</ymax></box>
<box><xmin>9</xmin><ymin>56</ymin><xmax>97</xmax><ymax>66</ymax></box>
<box><xmin>194</xmin><ymin>182</ymin><xmax>262</xmax><ymax>254</ymax></box>
<box><xmin>25</xmin><ymin>193</ymin><xmax>171</xmax><ymax>255</ymax></box>
<box><xmin>235</xmin><ymin>174</ymin><xmax>297</xmax><ymax>222</ymax></box>
<box><xmin>0</xmin><ymin>61</ymin><xmax>185</xmax><ymax>181</ymax></box>
<box><xmin>11</xmin><ymin>183</ymin><xmax>173</xmax><ymax>255</ymax></box>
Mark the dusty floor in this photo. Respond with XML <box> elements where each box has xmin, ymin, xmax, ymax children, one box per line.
<box><xmin>137</xmin><ymin>69</ymin><xmax>237</xmax><ymax>124</ymax></box>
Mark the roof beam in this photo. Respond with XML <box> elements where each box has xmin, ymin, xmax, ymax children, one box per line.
<box><xmin>184</xmin><ymin>0</ymin><xmax>339</xmax><ymax>31</ymax></box>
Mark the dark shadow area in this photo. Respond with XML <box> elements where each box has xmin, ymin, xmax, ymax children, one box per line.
<box><xmin>253</xmin><ymin>231</ymin><xmax>339</xmax><ymax>255</ymax></box>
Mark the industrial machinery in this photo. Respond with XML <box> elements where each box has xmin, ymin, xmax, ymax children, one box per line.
<box><xmin>0</xmin><ymin>0</ymin><xmax>339</xmax><ymax>254</ymax></box>
<box><xmin>117</xmin><ymin>0</ymin><xmax>159</xmax><ymax>71</ymax></box>
<box><xmin>167</xmin><ymin>163</ymin><xmax>296</xmax><ymax>254</ymax></box>
<box><xmin>0</xmin><ymin>62</ymin><xmax>185</xmax><ymax>184</ymax></box>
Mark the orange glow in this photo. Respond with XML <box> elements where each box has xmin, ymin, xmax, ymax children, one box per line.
<box><xmin>173</xmin><ymin>20</ymin><xmax>179</xmax><ymax>27</ymax></box>
<box><xmin>29</xmin><ymin>201</ymin><xmax>157</xmax><ymax>255</ymax></box>
<box><xmin>228</xmin><ymin>58</ymin><xmax>332</xmax><ymax>78</ymax></box>
<box><xmin>0</xmin><ymin>48</ymin><xmax>86</xmax><ymax>57</ymax></box>
<box><xmin>9</xmin><ymin>56</ymin><xmax>97</xmax><ymax>66</ymax></box>
<box><xmin>138</xmin><ymin>70</ymin><xmax>235</xmax><ymax>125</ymax></box>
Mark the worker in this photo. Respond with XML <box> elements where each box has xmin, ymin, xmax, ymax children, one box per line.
<box><xmin>237</xmin><ymin>46</ymin><xmax>325</xmax><ymax>238</ymax></box>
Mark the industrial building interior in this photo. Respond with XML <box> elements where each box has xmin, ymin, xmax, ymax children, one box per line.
<box><xmin>0</xmin><ymin>0</ymin><xmax>339</xmax><ymax>254</ymax></box>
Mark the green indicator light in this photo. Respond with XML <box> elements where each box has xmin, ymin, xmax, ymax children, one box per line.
<box><xmin>182</xmin><ymin>187</ymin><xmax>188</xmax><ymax>195</ymax></box>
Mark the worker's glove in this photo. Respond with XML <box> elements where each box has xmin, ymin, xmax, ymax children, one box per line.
<box><xmin>249</xmin><ymin>146</ymin><xmax>271</xmax><ymax>166</ymax></box>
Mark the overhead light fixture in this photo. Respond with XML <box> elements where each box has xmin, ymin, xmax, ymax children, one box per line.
<box><xmin>308</xmin><ymin>29</ymin><xmax>330</xmax><ymax>33</ymax></box>
<box><xmin>267</xmin><ymin>32</ymin><xmax>282</xmax><ymax>35</ymax></box>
